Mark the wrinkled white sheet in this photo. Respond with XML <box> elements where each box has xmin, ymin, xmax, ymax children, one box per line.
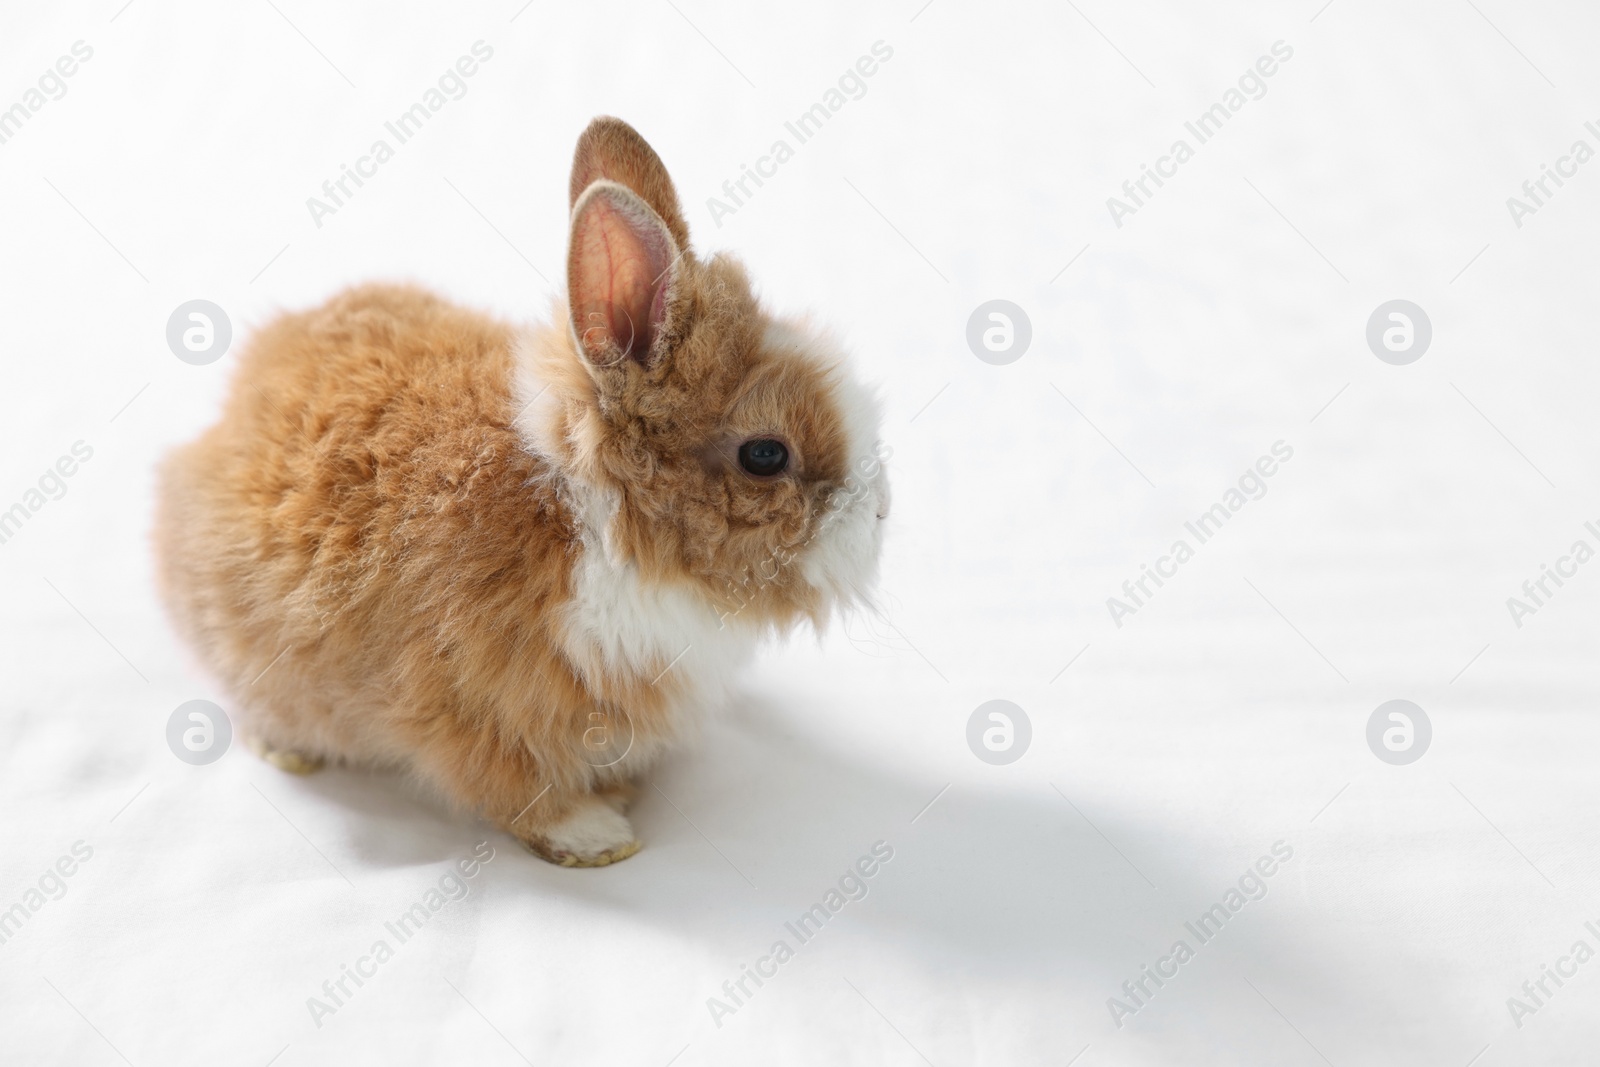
<box><xmin>3</xmin><ymin>1</ymin><xmax>1599</xmax><ymax>1063</ymax></box>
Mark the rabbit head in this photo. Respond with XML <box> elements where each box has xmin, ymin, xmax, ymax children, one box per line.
<box><xmin>519</xmin><ymin>117</ymin><xmax>889</xmax><ymax>632</ymax></box>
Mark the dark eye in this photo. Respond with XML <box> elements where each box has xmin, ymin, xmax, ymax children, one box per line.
<box><xmin>738</xmin><ymin>438</ymin><xmax>789</xmax><ymax>477</ymax></box>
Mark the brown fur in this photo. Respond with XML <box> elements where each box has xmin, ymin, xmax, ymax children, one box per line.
<box><xmin>154</xmin><ymin>117</ymin><xmax>879</xmax><ymax>864</ymax></box>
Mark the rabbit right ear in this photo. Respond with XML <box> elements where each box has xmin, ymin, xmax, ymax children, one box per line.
<box><xmin>567</xmin><ymin>181</ymin><xmax>679</xmax><ymax>367</ymax></box>
<box><xmin>569</xmin><ymin>117</ymin><xmax>690</xmax><ymax>254</ymax></box>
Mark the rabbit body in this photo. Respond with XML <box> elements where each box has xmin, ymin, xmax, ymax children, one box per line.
<box><xmin>155</xmin><ymin>119</ymin><xmax>887</xmax><ymax>865</ymax></box>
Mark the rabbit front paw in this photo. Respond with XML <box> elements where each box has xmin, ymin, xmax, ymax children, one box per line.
<box><xmin>523</xmin><ymin>796</ymin><xmax>641</xmax><ymax>868</ymax></box>
<box><xmin>247</xmin><ymin>736</ymin><xmax>325</xmax><ymax>775</ymax></box>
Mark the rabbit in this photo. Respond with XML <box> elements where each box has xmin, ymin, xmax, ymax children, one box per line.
<box><xmin>154</xmin><ymin>117</ymin><xmax>889</xmax><ymax>867</ymax></box>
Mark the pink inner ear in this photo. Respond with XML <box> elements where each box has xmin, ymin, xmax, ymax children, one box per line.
<box><xmin>569</xmin><ymin>186</ymin><xmax>676</xmax><ymax>366</ymax></box>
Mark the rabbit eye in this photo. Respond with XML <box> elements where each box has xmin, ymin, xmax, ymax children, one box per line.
<box><xmin>738</xmin><ymin>438</ymin><xmax>789</xmax><ymax>477</ymax></box>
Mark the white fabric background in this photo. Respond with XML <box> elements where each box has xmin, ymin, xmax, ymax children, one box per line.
<box><xmin>3</xmin><ymin>1</ymin><xmax>1598</xmax><ymax>1063</ymax></box>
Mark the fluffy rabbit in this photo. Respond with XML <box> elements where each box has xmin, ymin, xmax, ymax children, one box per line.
<box><xmin>155</xmin><ymin>117</ymin><xmax>888</xmax><ymax>866</ymax></box>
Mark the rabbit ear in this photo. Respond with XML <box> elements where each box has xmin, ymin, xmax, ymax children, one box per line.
<box><xmin>569</xmin><ymin>117</ymin><xmax>690</xmax><ymax>254</ymax></box>
<box><xmin>567</xmin><ymin>181</ymin><xmax>679</xmax><ymax>367</ymax></box>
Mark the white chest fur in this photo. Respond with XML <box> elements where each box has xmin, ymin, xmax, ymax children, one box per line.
<box><xmin>558</xmin><ymin>483</ymin><xmax>756</xmax><ymax>702</ymax></box>
<box><xmin>509</xmin><ymin>329</ymin><xmax>758</xmax><ymax>764</ymax></box>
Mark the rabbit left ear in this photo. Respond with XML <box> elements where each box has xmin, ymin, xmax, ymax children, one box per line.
<box><xmin>569</xmin><ymin>117</ymin><xmax>690</xmax><ymax>254</ymax></box>
<box><xmin>567</xmin><ymin>181</ymin><xmax>679</xmax><ymax>367</ymax></box>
